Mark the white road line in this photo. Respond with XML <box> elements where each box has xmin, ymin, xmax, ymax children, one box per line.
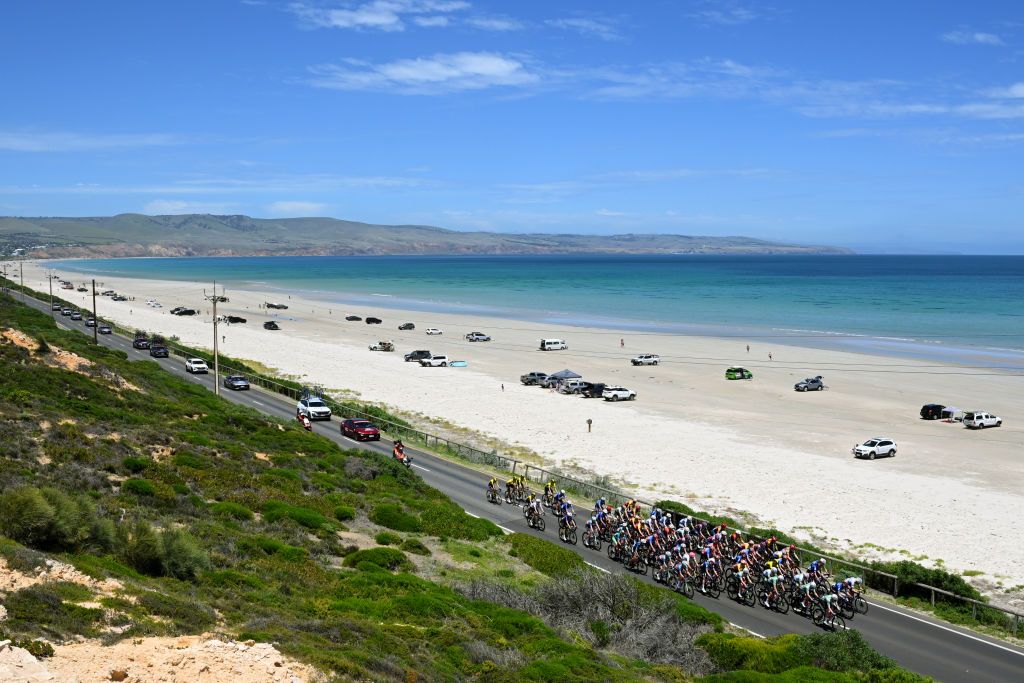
<box><xmin>586</xmin><ymin>562</ymin><xmax>611</xmax><ymax>574</ymax></box>
<box><xmin>498</xmin><ymin>526</ymin><xmax>514</xmax><ymax>535</ymax></box>
<box><xmin>466</xmin><ymin>512</ymin><xmax>480</xmax><ymax>518</ymax></box>
<box><xmin>250</xmin><ymin>400</ymin><xmax>264</xmax><ymax>406</ymax></box>
<box><xmin>869</xmin><ymin>601</ymin><xmax>1024</xmax><ymax>657</ymax></box>
<box><xmin>729</xmin><ymin>622</ymin><xmax>765</xmax><ymax>639</ymax></box>
<box><xmin>411</xmin><ymin>463</ymin><xmax>430</xmax><ymax>472</ymax></box>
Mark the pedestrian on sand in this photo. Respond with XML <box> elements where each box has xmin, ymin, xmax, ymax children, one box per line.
<box><xmin>501</xmin><ymin>383</ymin><xmax>505</xmax><ymax>392</ymax></box>
<box><xmin>746</xmin><ymin>344</ymin><xmax>750</xmax><ymax>353</ymax></box>
<box><xmin>768</xmin><ymin>352</ymin><xmax>773</xmax><ymax>361</ymax></box>
<box><xmin>620</xmin><ymin>338</ymin><xmax>624</xmax><ymax>348</ymax></box>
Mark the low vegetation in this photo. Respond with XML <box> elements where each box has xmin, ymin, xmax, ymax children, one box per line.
<box><xmin>0</xmin><ymin>291</ymin><xmax>929</xmax><ymax>681</ymax></box>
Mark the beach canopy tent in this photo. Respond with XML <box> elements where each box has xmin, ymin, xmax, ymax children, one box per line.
<box><xmin>942</xmin><ymin>406</ymin><xmax>963</xmax><ymax>421</ymax></box>
<box><xmin>548</xmin><ymin>369</ymin><xmax>582</xmax><ymax>380</ymax></box>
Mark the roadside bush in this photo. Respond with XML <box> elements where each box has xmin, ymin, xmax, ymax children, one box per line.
<box><xmin>122</xmin><ymin>478</ymin><xmax>157</xmax><ymax>496</ymax></box>
<box><xmin>401</xmin><ymin>538</ymin><xmax>431</xmax><ymax>556</ymax></box>
<box><xmin>369</xmin><ymin>503</ymin><xmax>421</xmax><ymax>532</ymax></box>
<box><xmin>420</xmin><ymin>501</ymin><xmax>501</xmax><ymax>541</ymax></box>
<box><xmin>792</xmin><ymin>630</ymin><xmax>895</xmax><ymax>673</ymax></box>
<box><xmin>508</xmin><ymin>533</ymin><xmax>585</xmax><ymax>577</ymax></box>
<box><xmin>868</xmin><ymin>560</ymin><xmax>982</xmax><ymax>602</ymax></box>
<box><xmin>697</xmin><ymin>633</ymin><xmax>804</xmax><ymax>673</ymax></box>
<box><xmin>212</xmin><ymin>501</ymin><xmax>253</xmax><ymax>521</ymax></box>
<box><xmin>262</xmin><ymin>500</ymin><xmax>328</xmax><ymax>530</ymax></box>
<box><xmin>342</xmin><ymin>547</ymin><xmax>412</xmax><ymax>572</ymax></box>
<box><xmin>333</xmin><ymin>505</ymin><xmax>355</xmax><ymax>521</ymax></box>
<box><xmin>375</xmin><ymin>531</ymin><xmax>402</xmax><ymax>546</ymax></box>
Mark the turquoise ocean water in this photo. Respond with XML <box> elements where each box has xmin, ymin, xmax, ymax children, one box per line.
<box><xmin>54</xmin><ymin>255</ymin><xmax>1024</xmax><ymax>366</ymax></box>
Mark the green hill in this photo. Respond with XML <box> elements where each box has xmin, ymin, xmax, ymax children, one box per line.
<box><xmin>0</xmin><ymin>291</ymin><xmax>923</xmax><ymax>682</ymax></box>
<box><xmin>0</xmin><ymin>213</ymin><xmax>851</xmax><ymax>257</ymax></box>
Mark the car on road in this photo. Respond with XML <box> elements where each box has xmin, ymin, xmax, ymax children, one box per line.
<box><xmin>51</xmin><ymin>303</ymin><xmax>61</xmax><ymax>311</ymax></box>
<box><xmin>60</xmin><ymin>308</ymin><xmax>72</xmax><ymax>316</ymax></box>
<box><xmin>725</xmin><ymin>367</ymin><xmax>753</xmax><ymax>380</ymax></box>
<box><xmin>963</xmin><ymin>411</ymin><xmax>1002</xmax><ymax>429</ymax></box>
<box><xmin>149</xmin><ymin>344</ymin><xmax>169</xmax><ymax>358</ymax></box>
<box><xmin>85</xmin><ymin>318</ymin><xmax>96</xmax><ymax>327</ymax></box>
<box><xmin>184</xmin><ymin>358</ymin><xmax>209</xmax><ymax>374</ymax></box>
<box><xmin>98</xmin><ymin>325</ymin><xmax>112</xmax><ymax>335</ymax></box>
<box><xmin>603</xmin><ymin>386</ymin><xmax>637</xmax><ymax>401</ymax></box>
<box><xmin>345</xmin><ymin>315</ymin><xmax>362</xmax><ymax>321</ymax></box>
<box><xmin>70</xmin><ymin>312</ymin><xmax>83</xmax><ymax>321</ymax></box>
<box><xmin>398</xmin><ymin>322</ymin><xmax>415</xmax><ymax>330</ymax></box>
<box><xmin>520</xmin><ymin>371</ymin><xmax>548</xmax><ymax>385</ymax></box>
<box><xmin>296</xmin><ymin>397</ymin><xmax>332</xmax><ymax>420</ymax></box>
<box><xmin>631</xmin><ymin>354</ymin><xmax>660</xmax><ymax>366</ymax></box>
<box><xmin>919</xmin><ymin>403</ymin><xmax>945</xmax><ymax>420</ymax></box>
<box><xmin>425</xmin><ymin>328</ymin><xmax>443</xmax><ymax>335</ymax></box>
<box><xmin>341</xmin><ymin>418</ymin><xmax>381</xmax><ymax>441</ymax></box>
<box><xmin>419</xmin><ymin>355</ymin><xmax>450</xmax><ymax>367</ymax></box>
<box><xmin>132</xmin><ymin>337</ymin><xmax>151</xmax><ymax>350</ymax></box>
<box><xmin>852</xmin><ymin>437</ymin><xmax>897</xmax><ymax>460</ymax></box>
<box><xmin>465</xmin><ymin>332</ymin><xmax>491</xmax><ymax>342</ymax></box>
<box><xmin>795</xmin><ymin>375</ymin><xmax>825</xmax><ymax>392</ymax></box>
<box><xmin>223</xmin><ymin>375</ymin><xmax>250</xmax><ymax>391</ymax></box>
<box><xmin>263</xmin><ymin>321</ymin><xmax>280</xmax><ymax>330</ymax></box>
<box><xmin>366</xmin><ymin>317</ymin><xmax>383</xmax><ymax>325</ymax></box>
<box><xmin>405</xmin><ymin>349</ymin><xmax>432</xmax><ymax>362</ymax></box>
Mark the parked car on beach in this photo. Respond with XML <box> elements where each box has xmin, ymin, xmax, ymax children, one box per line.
<box><xmin>263</xmin><ymin>321</ymin><xmax>280</xmax><ymax>330</ymax></box>
<box><xmin>368</xmin><ymin>340</ymin><xmax>395</xmax><ymax>352</ymax></box>
<box><xmin>725</xmin><ymin>367</ymin><xmax>752</xmax><ymax>380</ymax></box>
<box><xmin>404</xmin><ymin>349</ymin><xmax>432</xmax><ymax>362</ymax></box>
<box><xmin>398</xmin><ymin>323</ymin><xmax>415</xmax><ymax>330</ymax></box>
<box><xmin>345</xmin><ymin>315</ymin><xmax>362</xmax><ymax>321</ymax></box>
<box><xmin>581</xmin><ymin>382</ymin><xmax>607</xmax><ymax>398</ymax></box>
<box><xmin>466</xmin><ymin>332</ymin><xmax>491</xmax><ymax>342</ymax></box>
<box><xmin>963</xmin><ymin>411</ymin><xmax>1001</xmax><ymax>429</ymax></box>
<box><xmin>366</xmin><ymin>317</ymin><xmax>383</xmax><ymax>325</ymax></box>
<box><xmin>557</xmin><ymin>378</ymin><xmax>587</xmax><ymax>394</ymax></box>
<box><xmin>920</xmin><ymin>404</ymin><xmax>945</xmax><ymax>420</ymax></box>
<box><xmin>184</xmin><ymin>358</ymin><xmax>208</xmax><ymax>373</ymax></box>
<box><xmin>425</xmin><ymin>328</ymin><xmax>443</xmax><ymax>335</ymax></box>
<box><xmin>266</xmin><ymin>302</ymin><xmax>288</xmax><ymax>310</ymax></box>
<box><xmin>419</xmin><ymin>355</ymin><xmax>450</xmax><ymax>367</ymax></box>
<box><xmin>631</xmin><ymin>354</ymin><xmax>660</xmax><ymax>366</ymax></box>
<box><xmin>520</xmin><ymin>371</ymin><xmax>548</xmax><ymax>386</ymax></box>
<box><xmin>795</xmin><ymin>376</ymin><xmax>824</xmax><ymax>392</ymax></box>
<box><xmin>341</xmin><ymin>419</ymin><xmax>381</xmax><ymax>441</ymax></box>
<box><xmin>852</xmin><ymin>437</ymin><xmax>897</xmax><ymax>460</ymax></box>
<box><xmin>603</xmin><ymin>386</ymin><xmax>637</xmax><ymax>401</ymax></box>
<box><xmin>539</xmin><ymin>339</ymin><xmax>567</xmax><ymax>351</ymax></box>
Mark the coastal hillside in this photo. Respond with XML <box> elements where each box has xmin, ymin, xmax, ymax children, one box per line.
<box><xmin>0</xmin><ymin>292</ymin><xmax>924</xmax><ymax>682</ymax></box>
<box><xmin>0</xmin><ymin>213</ymin><xmax>852</xmax><ymax>257</ymax></box>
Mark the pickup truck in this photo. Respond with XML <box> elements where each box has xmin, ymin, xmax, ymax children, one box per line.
<box><xmin>520</xmin><ymin>371</ymin><xmax>548</xmax><ymax>385</ymax></box>
<box><xmin>368</xmin><ymin>340</ymin><xmax>394</xmax><ymax>352</ymax></box>
<box><xmin>419</xmin><ymin>355</ymin><xmax>450</xmax><ymax>367</ymax></box>
<box><xmin>631</xmin><ymin>354</ymin><xmax>660</xmax><ymax>366</ymax></box>
<box><xmin>405</xmin><ymin>350</ymin><xmax>431</xmax><ymax>362</ymax></box>
<box><xmin>963</xmin><ymin>411</ymin><xmax>1002</xmax><ymax>429</ymax></box>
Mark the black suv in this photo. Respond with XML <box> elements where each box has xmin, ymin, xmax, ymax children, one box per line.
<box><xmin>366</xmin><ymin>317</ymin><xmax>383</xmax><ymax>325</ymax></box>
<box><xmin>398</xmin><ymin>322</ymin><xmax>415</xmax><ymax>330</ymax></box>
<box><xmin>149</xmin><ymin>345</ymin><xmax>169</xmax><ymax>358</ymax></box>
<box><xmin>404</xmin><ymin>350</ymin><xmax>431</xmax><ymax>362</ymax></box>
<box><xmin>581</xmin><ymin>382</ymin><xmax>607</xmax><ymax>398</ymax></box>
<box><xmin>263</xmin><ymin>321</ymin><xmax>280</xmax><ymax>330</ymax></box>
<box><xmin>920</xmin><ymin>404</ymin><xmax>945</xmax><ymax>420</ymax></box>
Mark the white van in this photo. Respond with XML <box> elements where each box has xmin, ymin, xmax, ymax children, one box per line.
<box><xmin>539</xmin><ymin>339</ymin><xmax>568</xmax><ymax>351</ymax></box>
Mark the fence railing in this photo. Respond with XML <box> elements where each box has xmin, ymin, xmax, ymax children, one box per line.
<box><xmin>6</xmin><ymin>277</ymin><xmax>1023</xmax><ymax>637</ymax></box>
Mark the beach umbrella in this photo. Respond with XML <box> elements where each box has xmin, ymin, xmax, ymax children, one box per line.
<box><xmin>548</xmin><ymin>369</ymin><xmax>582</xmax><ymax>379</ymax></box>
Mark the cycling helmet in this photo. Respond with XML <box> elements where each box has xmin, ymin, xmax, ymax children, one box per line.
<box><xmin>559</xmin><ymin>489</ymin><xmax>565</xmax><ymax>495</ymax></box>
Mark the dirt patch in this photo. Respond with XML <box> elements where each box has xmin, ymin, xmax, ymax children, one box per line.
<box><xmin>1</xmin><ymin>328</ymin><xmax>39</xmax><ymax>352</ymax></box>
<box><xmin>0</xmin><ymin>557</ymin><xmax>122</xmax><ymax>596</ymax></box>
<box><xmin>253</xmin><ymin>452</ymin><xmax>271</xmax><ymax>462</ymax></box>
<box><xmin>149</xmin><ymin>445</ymin><xmax>174</xmax><ymax>462</ymax></box>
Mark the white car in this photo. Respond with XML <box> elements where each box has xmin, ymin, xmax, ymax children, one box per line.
<box><xmin>963</xmin><ymin>411</ymin><xmax>1002</xmax><ymax>429</ymax></box>
<box><xmin>419</xmin><ymin>355</ymin><xmax>450</xmax><ymax>367</ymax></box>
<box><xmin>631</xmin><ymin>354</ymin><xmax>660</xmax><ymax>366</ymax></box>
<box><xmin>184</xmin><ymin>358</ymin><xmax>209</xmax><ymax>374</ymax></box>
<box><xmin>602</xmin><ymin>386</ymin><xmax>637</xmax><ymax>401</ymax></box>
<box><xmin>852</xmin><ymin>437</ymin><xmax>897</xmax><ymax>460</ymax></box>
<box><xmin>296</xmin><ymin>397</ymin><xmax>332</xmax><ymax>421</ymax></box>
<box><xmin>465</xmin><ymin>332</ymin><xmax>491</xmax><ymax>342</ymax></box>
<box><xmin>425</xmin><ymin>328</ymin><xmax>443</xmax><ymax>335</ymax></box>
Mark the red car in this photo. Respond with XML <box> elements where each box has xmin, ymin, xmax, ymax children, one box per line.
<box><xmin>341</xmin><ymin>419</ymin><xmax>381</xmax><ymax>441</ymax></box>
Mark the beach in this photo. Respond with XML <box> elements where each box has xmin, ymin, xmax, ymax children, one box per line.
<box><xmin>18</xmin><ymin>259</ymin><xmax>1024</xmax><ymax>592</ymax></box>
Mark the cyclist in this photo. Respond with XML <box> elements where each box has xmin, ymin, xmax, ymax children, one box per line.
<box><xmin>527</xmin><ymin>496</ymin><xmax>543</xmax><ymax>524</ymax></box>
<box><xmin>819</xmin><ymin>590</ymin><xmax>840</xmax><ymax>624</ymax></box>
<box><xmin>808</xmin><ymin>558</ymin><xmax>828</xmax><ymax>581</ymax></box>
<box><xmin>701</xmin><ymin>557</ymin><xmax>719</xmax><ymax>593</ymax></box>
<box><xmin>798</xmin><ymin>579</ymin><xmax>819</xmax><ymax>613</ymax></box>
<box><xmin>486</xmin><ymin>477</ymin><xmax>498</xmax><ymax>498</ymax></box>
<box><xmin>763</xmin><ymin>573</ymin><xmax>785</xmax><ymax>609</ymax></box>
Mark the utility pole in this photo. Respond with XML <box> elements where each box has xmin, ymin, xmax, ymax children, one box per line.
<box><xmin>203</xmin><ymin>281</ymin><xmax>222</xmax><ymax>395</ymax></box>
<box><xmin>19</xmin><ymin>256</ymin><xmax>25</xmax><ymax>302</ymax></box>
<box><xmin>91</xmin><ymin>279</ymin><xmax>98</xmax><ymax>345</ymax></box>
<box><xmin>49</xmin><ymin>271</ymin><xmax>54</xmax><ymax>318</ymax></box>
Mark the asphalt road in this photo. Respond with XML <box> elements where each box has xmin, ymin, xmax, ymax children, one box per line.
<box><xmin>30</xmin><ymin>297</ymin><xmax>1024</xmax><ymax>683</ymax></box>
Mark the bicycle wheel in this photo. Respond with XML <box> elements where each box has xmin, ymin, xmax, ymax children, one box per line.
<box><xmin>591</xmin><ymin>536</ymin><xmax>601</xmax><ymax>552</ymax></box>
<box><xmin>840</xmin><ymin>600</ymin><xmax>855</xmax><ymax>620</ymax></box>
<box><xmin>811</xmin><ymin>604</ymin><xmax>824</xmax><ymax>626</ymax></box>
<box><xmin>568</xmin><ymin>529</ymin><xmax>578</xmax><ymax>545</ymax></box>
<box><xmin>776</xmin><ymin>593</ymin><xmax>790</xmax><ymax>615</ymax></box>
<box><xmin>536</xmin><ymin>516</ymin><xmax>545</xmax><ymax>532</ymax></box>
<box><xmin>682</xmin><ymin>579</ymin><xmax>695</xmax><ymax>599</ymax></box>
<box><xmin>831</xmin><ymin>616</ymin><xmax>846</xmax><ymax>631</ymax></box>
<box><xmin>743</xmin><ymin>587</ymin><xmax>757</xmax><ymax>608</ymax></box>
<box><xmin>855</xmin><ymin>596</ymin><xmax>868</xmax><ymax>614</ymax></box>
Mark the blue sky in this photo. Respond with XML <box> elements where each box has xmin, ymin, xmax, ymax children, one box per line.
<box><xmin>1</xmin><ymin>1</ymin><xmax>1023</xmax><ymax>252</ymax></box>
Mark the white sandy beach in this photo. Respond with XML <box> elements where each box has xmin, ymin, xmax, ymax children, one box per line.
<box><xmin>19</xmin><ymin>261</ymin><xmax>1024</xmax><ymax>592</ymax></box>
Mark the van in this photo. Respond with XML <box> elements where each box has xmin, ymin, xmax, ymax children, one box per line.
<box><xmin>540</xmin><ymin>339</ymin><xmax>567</xmax><ymax>351</ymax></box>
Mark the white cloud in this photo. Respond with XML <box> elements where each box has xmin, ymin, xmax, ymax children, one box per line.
<box><xmin>941</xmin><ymin>30</ymin><xmax>1004</xmax><ymax>46</ymax></box>
<box><xmin>465</xmin><ymin>15</ymin><xmax>523</xmax><ymax>31</ymax></box>
<box><xmin>689</xmin><ymin>1</ymin><xmax>759</xmax><ymax>26</ymax></box>
<box><xmin>546</xmin><ymin>17</ymin><xmax>621</xmax><ymax>41</ymax></box>
<box><xmin>985</xmin><ymin>82</ymin><xmax>1024</xmax><ymax>99</ymax></box>
<box><xmin>266</xmin><ymin>200</ymin><xmax>328</xmax><ymax>216</ymax></box>
<box><xmin>595</xmin><ymin>208</ymin><xmax>627</xmax><ymax>216</ymax></box>
<box><xmin>0</xmin><ymin>130</ymin><xmax>182</xmax><ymax>153</ymax></box>
<box><xmin>0</xmin><ymin>174</ymin><xmax>427</xmax><ymax>196</ymax></box>
<box><xmin>143</xmin><ymin>199</ymin><xmax>239</xmax><ymax>215</ymax></box>
<box><xmin>290</xmin><ymin>0</ymin><xmax>469</xmax><ymax>32</ymax></box>
<box><xmin>308</xmin><ymin>52</ymin><xmax>539</xmax><ymax>94</ymax></box>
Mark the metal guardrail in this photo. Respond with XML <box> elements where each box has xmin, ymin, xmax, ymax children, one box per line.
<box><xmin>6</xmin><ymin>278</ymin><xmax>1024</xmax><ymax>636</ymax></box>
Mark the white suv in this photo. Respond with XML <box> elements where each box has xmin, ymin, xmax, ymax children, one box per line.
<box><xmin>963</xmin><ymin>411</ymin><xmax>1001</xmax><ymax>429</ymax></box>
<box><xmin>419</xmin><ymin>355</ymin><xmax>449</xmax><ymax>367</ymax></box>
<box><xmin>852</xmin><ymin>437</ymin><xmax>897</xmax><ymax>460</ymax></box>
<box><xmin>184</xmin><ymin>358</ymin><xmax>209</xmax><ymax>374</ymax></box>
<box><xmin>631</xmin><ymin>354</ymin><xmax>660</xmax><ymax>366</ymax></box>
<box><xmin>296</xmin><ymin>397</ymin><xmax>332</xmax><ymax>420</ymax></box>
<box><xmin>603</xmin><ymin>386</ymin><xmax>637</xmax><ymax>402</ymax></box>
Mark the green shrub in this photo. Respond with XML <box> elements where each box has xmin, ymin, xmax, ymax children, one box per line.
<box><xmin>14</xmin><ymin>639</ymin><xmax>54</xmax><ymax>658</ymax></box>
<box><xmin>122</xmin><ymin>456</ymin><xmax>150</xmax><ymax>473</ymax></box>
<box><xmin>375</xmin><ymin>531</ymin><xmax>402</xmax><ymax>546</ymax></box>
<box><xmin>160</xmin><ymin>529</ymin><xmax>209</xmax><ymax>580</ymax></box>
<box><xmin>0</xmin><ymin>487</ymin><xmax>112</xmax><ymax>553</ymax></box>
<box><xmin>342</xmin><ymin>547</ymin><xmax>412</xmax><ymax>572</ymax></box>
<box><xmin>3</xmin><ymin>585</ymin><xmax>103</xmax><ymax>639</ymax></box>
<box><xmin>508</xmin><ymin>533</ymin><xmax>586</xmax><ymax>577</ymax></box>
<box><xmin>401</xmin><ymin>538</ymin><xmax>431</xmax><ymax>556</ymax></box>
<box><xmin>369</xmin><ymin>503</ymin><xmax>422</xmax><ymax>532</ymax></box>
<box><xmin>212</xmin><ymin>501</ymin><xmax>254</xmax><ymax>521</ymax></box>
<box><xmin>0</xmin><ymin>488</ymin><xmax>59</xmax><ymax>548</ymax></box>
<box><xmin>792</xmin><ymin>630</ymin><xmax>895</xmax><ymax>673</ymax></box>
<box><xmin>419</xmin><ymin>501</ymin><xmax>501</xmax><ymax>540</ymax></box>
<box><xmin>334</xmin><ymin>505</ymin><xmax>355</xmax><ymax>521</ymax></box>
<box><xmin>262</xmin><ymin>500</ymin><xmax>328</xmax><ymax>530</ymax></box>
<box><xmin>122</xmin><ymin>479</ymin><xmax>157</xmax><ymax>496</ymax></box>
<box><xmin>239</xmin><ymin>535</ymin><xmax>307</xmax><ymax>562</ymax></box>
<box><xmin>697</xmin><ymin>633</ymin><xmax>804</xmax><ymax>673</ymax></box>
<box><xmin>137</xmin><ymin>591</ymin><xmax>216</xmax><ymax>630</ymax></box>
<box><xmin>172</xmin><ymin>452</ymin><xmax>206</xmax><ymax>469</ymax></box>
<box><xmin>118</xmin><ymin>521</ymin><xmax>164</xmax><ymax>576</ymax></box>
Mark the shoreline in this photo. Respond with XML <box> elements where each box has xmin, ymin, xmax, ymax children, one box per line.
<box><xmin>19</xmin><ymin>258</ymin><xmax>1024</xmax><ymax>596</ymax></box>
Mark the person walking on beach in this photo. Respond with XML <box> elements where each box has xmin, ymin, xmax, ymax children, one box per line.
<box><xmin>620</xmin><ymin>338</ymin><xmax>624</xmax><ymax>348</ymax></box>
<box><xmin>746</xmin><ymin>344</ymin><xmax>750</xmax><ymax>353</ymax></box>
<box><xmin>768</xmin><ymin>352</ymin><xmax>773</xmax><ymax>361</ymax></box>
<box><xmin>501</xmin><ymin>383</ymin><xmax>504</xmax><ymax>392</ymax></box>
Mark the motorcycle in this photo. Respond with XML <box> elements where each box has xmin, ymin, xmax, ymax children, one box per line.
<box><xmin>392</xmin><ymin>441</ymin><xmax>413</xmax><ymax>469</ymax></box>
<box><xmin>297</xmin><ymin>411</ymin><xmax>312</xmax><ymax>431</ymax></box>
